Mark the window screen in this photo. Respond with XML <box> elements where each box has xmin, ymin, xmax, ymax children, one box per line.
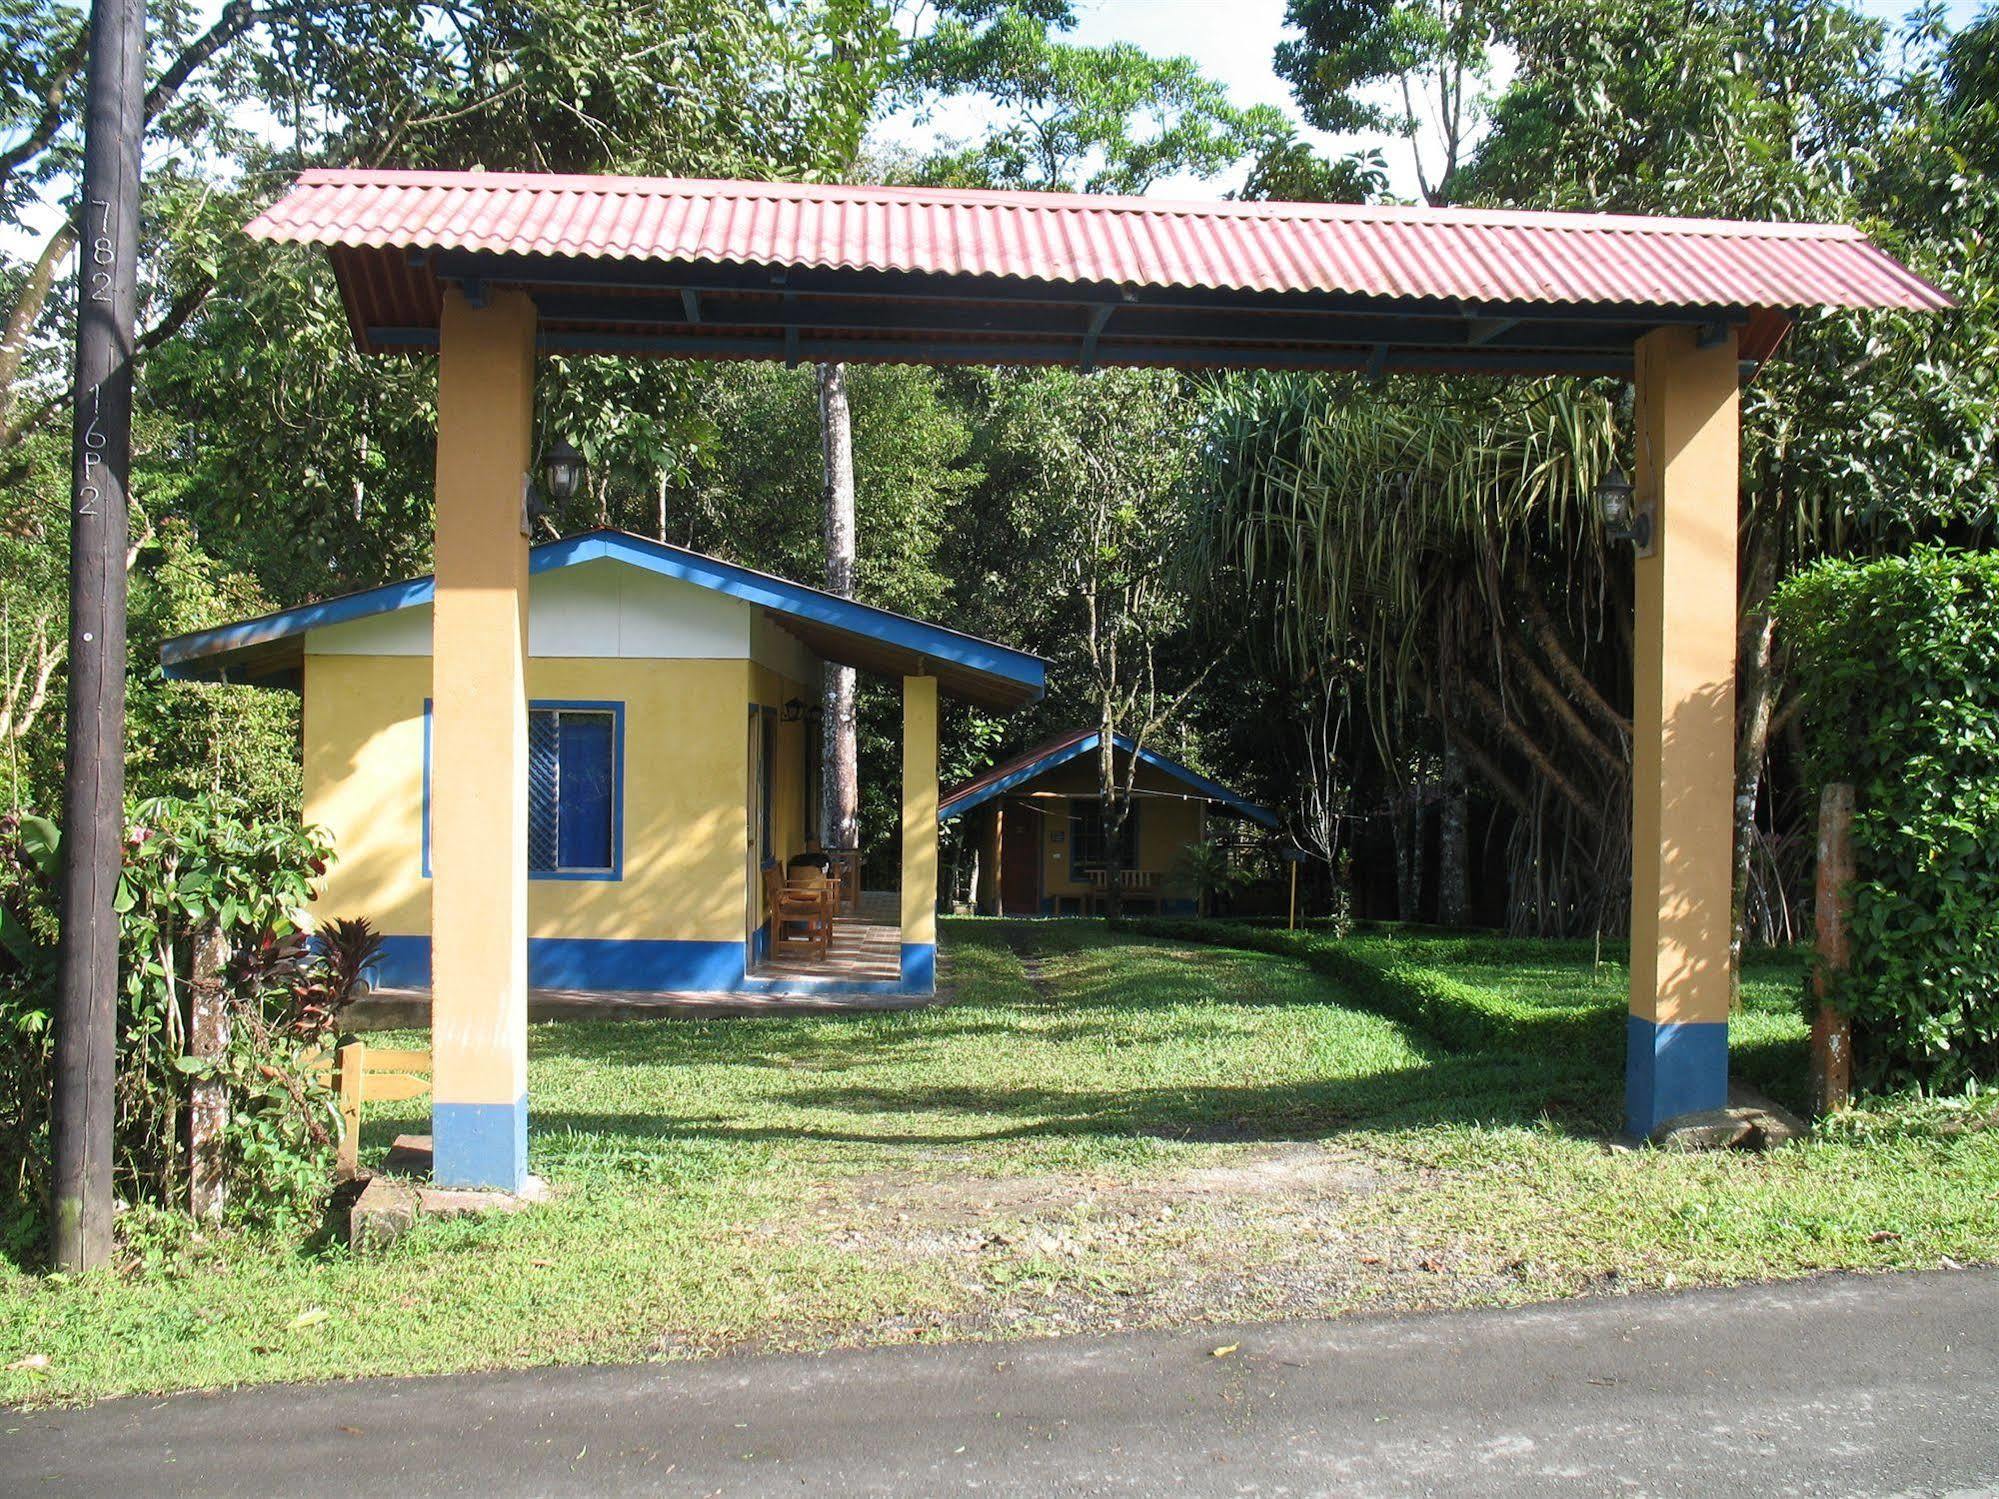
<box><xmin>527</xmin><ymin>708</ymin><xmax>617</xmax><ymax>875</ymax></box>
<box><xmin>1069</xmin><ymin>801</ymin><xmax>1139</xmax><ymax>871</ymax></box>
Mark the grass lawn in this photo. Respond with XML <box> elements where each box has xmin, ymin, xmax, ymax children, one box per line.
<box><xmin>4</xmin><ymin>919</ymin><xmax>1996</xmax><ymax>1406</ymax></box>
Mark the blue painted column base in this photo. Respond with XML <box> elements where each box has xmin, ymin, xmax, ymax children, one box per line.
<box><xmin>433</xmin><ymin>1095</ymin><xmax>529</xmax><ymax>1192</ymax></box>
<box><xmin>1624</xmin><ymin>1015</ymin><xmax>1729</xmax><ymax>1138</ymax></box>
<box><xmin>900</xmin><ymin>942</ymin><xmax>936</xmax><ymax>997</ymax></box>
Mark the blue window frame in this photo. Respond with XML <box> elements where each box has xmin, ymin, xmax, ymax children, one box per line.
<box><xmin>423</xmin><ymin>699</ymin><xmax>624</xmax><ymax>881</ymax></box>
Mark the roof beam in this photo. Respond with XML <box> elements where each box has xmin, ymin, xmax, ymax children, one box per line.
<box><xmin>422</xmin><ymin>250</ymin><xmax>1746</xmax><ymax>331</ymax></box>
<box><xmin>520</xmin><ymin>289</ymin><xmax>1653</xmax><ymax>355</ymax></box>
<box><xmin>1078</xmin><ymin>301</ymin><xmax>1116</xmax><ymax>374</ymax></box>
<box><xmin>366</xmin><ymin>320</ymin><xmax>1640</xmax><ymax>374</ymax></box>
<box><xmin>515</xmin><ymin>327</ymin><xmax>1634</xmax><ymax>376</ymax></box>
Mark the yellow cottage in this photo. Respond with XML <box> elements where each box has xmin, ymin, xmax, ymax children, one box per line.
<box><xmin>162</xmin><ymin>529</ymin><xmax>1045</xmax><ymax>997</ymax></box>
<box><xmin>942</xmin><ymin>730</ymin><xmax>1276</xmax><ymax>917</ymax></box>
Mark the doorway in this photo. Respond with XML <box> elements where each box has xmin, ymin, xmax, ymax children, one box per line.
<box><xmin>999</xmin><ymin>800</ymin><xmax>1041</xmax><ymax>915</ymax></box>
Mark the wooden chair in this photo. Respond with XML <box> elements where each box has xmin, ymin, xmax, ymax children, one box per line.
<box><xmin>763</xmin><ymin>862</ymin><xmax>833</xmax><ymax>960</ymax></box>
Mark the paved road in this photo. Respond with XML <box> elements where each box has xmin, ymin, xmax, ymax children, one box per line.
<box><xmin>6</xmin><ymin>1270</ymin><xmax>1997</xmax><ymax>1497</ymax></box>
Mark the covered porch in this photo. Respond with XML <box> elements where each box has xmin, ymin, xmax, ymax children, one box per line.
<box><xmin>353</xmin><ymin>893</ymin><xmax>916</xmax><ymax>1025</ymax></box>
<box><xmin>749</xmin><ymin>890</ymin><xmax>904</xmax><ymax>989</ymax></box>
<box><xmin>242</xmin><ymin>168</ymin><xmax>1944</xmax><ymax>1190</ymax></box>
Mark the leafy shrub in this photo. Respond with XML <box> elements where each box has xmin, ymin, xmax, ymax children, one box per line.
<box><xmin>1</xmin><ymin>794</ymin><xmax>342</xmax><ymax>1253</ymax></box>
<box><xmin>1775</xmin><ymin>547</ymin><xmax>1999</xmax><ymax>1090</ymax></box>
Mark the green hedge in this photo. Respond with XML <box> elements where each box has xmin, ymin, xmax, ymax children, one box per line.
<box><xmin>1775</xmin><ymin>546</ymin><xmax>1999</xmax><ymax>1090</ymax></box>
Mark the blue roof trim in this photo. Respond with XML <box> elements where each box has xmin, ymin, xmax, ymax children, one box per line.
<box><xmin>939</xmin><ymin>732</ymin><xmax>1277</xmax><ymax>828</ymax></box>
<box><xmin>160</xmin><ymin>573</ymin><xmax>437</xmax><ymax>677</ymax></box>
<box><xmin>161</xmin><ymin>530</ymin><xmax>1045</xmax><ymax>698</ymax></box>
<box><xmin>539</xmin><ymin>533</ymin><xmax>1044</xmax><ymax>685</ymax></box>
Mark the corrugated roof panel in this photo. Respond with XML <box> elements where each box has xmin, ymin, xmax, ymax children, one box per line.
<box><xmin>248</xmin><ymin>170</ymin><xmax>1951</xmax><ymax>313</ymax></box>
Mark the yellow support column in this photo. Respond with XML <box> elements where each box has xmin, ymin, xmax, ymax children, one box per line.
<box><xmin>1627</xmin><ymin>324</ymin><xmax>1740</xmax><ymax>1137</ymax></box>
<box><xmin>901</xmin><ymin>674</ymin><xmax>939</xmax><ymax>994</ymax></box>
<box><xmin>429</xmin><ymin>287</ymin><xmax>536</xmax><ymax>1190</ymax></box>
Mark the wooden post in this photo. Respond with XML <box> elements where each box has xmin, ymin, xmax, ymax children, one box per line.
<box><xmin>333</xmin><ymin>1038</ymin><xmax>366</xmax><ymax>1181</ymax></box>
<box><xmin>1810</xmin><ymin>782</ymin><xmax>1856</xmax><ymax>1116</ymax></box>
<box><xmin>1288</xmin><ymin>860</ymin><xmax>1299</xmax><ymax>931</ymax></box>
<box><xmin>187</xmin><ymin>925</ymin><xmax>229</xmax><ymax>1221</ymax></box>
<box><xmin>52</xmin><ymin>0</ymin><xmax>147</xmax><ymax>1274</ymax></box>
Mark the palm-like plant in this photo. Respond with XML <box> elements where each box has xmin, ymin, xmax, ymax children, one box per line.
<box><xmin>1199</xmin><ymin>372</ymin><xmax>1632</xmax><ymax>935</ymax></box>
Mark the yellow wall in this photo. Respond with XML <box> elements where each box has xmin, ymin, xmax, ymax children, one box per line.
<box><xmin>747</xmin><ymin>662</ymin><xmax>816</xmax><ymax>927</ymax></box>
<box><xmin>1029</xmin><ymin>759</ymin><xmax>1212</xmax><ymax>899</ymax></box>
<box><xmin>305</xmin><ymin>653</ymin><xmax>431</xmax><ymax>936</ymax></box>
<box><xmin>304</xmin><ymin>652</ymin><xmax>751</xmax><ymax>946</ymax></box>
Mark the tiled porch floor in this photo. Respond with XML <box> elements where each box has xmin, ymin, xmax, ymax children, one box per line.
<box><xmin>750</xmin><ymin>889</ymin><xmax>901</xmax><ymax>985</ymax></box>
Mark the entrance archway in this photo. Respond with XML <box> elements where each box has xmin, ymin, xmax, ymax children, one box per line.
<box><xmin>245</xmin><ymin>170</ymin><xmax>1948</xmax><ymax>1183</ymax></box>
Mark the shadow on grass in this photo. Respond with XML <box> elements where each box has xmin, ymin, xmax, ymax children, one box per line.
<box><xmin>528</xmin><ymin>1047</ymin><xmax>1621</xmax><ymax>1153</ymax></box>
<box><xmin>391</xmin><ymin>919</ymin><xmax>1810</xmax><ymax>1163</ymax></box>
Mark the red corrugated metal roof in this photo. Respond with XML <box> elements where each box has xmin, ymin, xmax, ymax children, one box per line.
<box><xmin>249</xmin><ymin>169</ymin><xmax>1950</xmax><ymax>313</ymax></box>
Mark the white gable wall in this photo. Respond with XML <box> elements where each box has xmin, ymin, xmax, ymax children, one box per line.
<box><xmin>303</xmin><ymin>558</ymin><xmax>763</xmax><ymax>660</ymax></box>
<box><xmin>750</xmin><ymin>610</ymin><xmax>820</xmax><ymax>683</ymax></box>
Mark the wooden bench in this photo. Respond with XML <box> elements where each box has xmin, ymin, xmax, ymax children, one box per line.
<box><xmin>305</xmin><ymin>1039</ymin><xmax>433</xmax><ymax>1179</ymax></box>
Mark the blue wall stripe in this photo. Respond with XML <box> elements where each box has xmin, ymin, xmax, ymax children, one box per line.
<box><xmin>1624</xmin><ymin>1014</ymin><xmax>1730</xmax><ymax>1138</ymax></box>
<box><xmin>365</xmin><ymin>936</ymin><xmax>748</xmax><ymax>993</ymax></box>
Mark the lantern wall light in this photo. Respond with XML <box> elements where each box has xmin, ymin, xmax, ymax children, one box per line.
<box><xmin>542</xmin><ymin>437</ymin><xmax>588</xmax><ymax>504</ymax></box>
<box><xmin>1594</xmin><ymin>468</ymin><xmax>1653</xmax><ymax>554</ymax></box>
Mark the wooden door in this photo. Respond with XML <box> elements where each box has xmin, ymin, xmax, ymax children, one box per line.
<box><xmin>999</xmin><ymin>801</ymin><xmax>1041</xmax><ymax>915</ymax></box>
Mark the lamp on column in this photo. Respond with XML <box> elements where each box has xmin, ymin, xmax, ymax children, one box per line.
<box><xmin>1594</xmin><ymin>467</ymin><xmax>1653</xmax><ymax>553</ymax></box>
<box><xmin>542</xmin><ymin>437</ymin><xmax>588</xmax><ymax>503</ymax></box>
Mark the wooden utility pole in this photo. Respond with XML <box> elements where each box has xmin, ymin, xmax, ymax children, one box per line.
<box><xmin>1810</xmin><ymin>782</ymin><xmax>1856</xmax><ymax>1116</ymax></box>
<box><xmin>52</xmin><ymin>0</ymin><xmax>146</xmax><ymax>1272</ymax></box>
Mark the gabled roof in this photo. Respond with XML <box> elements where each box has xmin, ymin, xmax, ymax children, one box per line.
<box><xmin>246</xmin><ymin>170</ymin><xmax>1949</xmax><ymax>375</ymax></box>
<box><xmin>939</xmin><ymin>729</ymin><xmax>1277</xmax><ymax>828</ymax></box>
<box><xmin>161</xmin><ymin>529</ymin><xmax>1046</xmax><ymax>711</ymax></box>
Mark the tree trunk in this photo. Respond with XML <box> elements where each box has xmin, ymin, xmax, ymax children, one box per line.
<box><xmin>1731</xmin><ymin>536</ymin><xmax>1780</xmax><ymax>1004</ymax></box>
<box><xmin>1438</xmin><ymin>738</ymin><xmax>1468</xmax><ymax>926</ymax></box>
<box><xmin>0</xmin><ymin>224</ymin><xmax>73</xmax><ymax>438</ymax></box>
<box><xmin>1391</xmin><ymin>789</ymin><xmax>1420</xmax><ymax>922</ymax></box>
<box><xmin>1102</xmin><ymin>797</ymin><xmax>1129</xmax><ymax>921</ymax></box>
<box><xmin>817</xmin><ymin>362</ymin><xmax>858</xmax><ymax>849</ymax></box>
<box><xmin>188</xmin><ymin>925</ymin><xmax>229</xmax><ymax>1223</ymax></box>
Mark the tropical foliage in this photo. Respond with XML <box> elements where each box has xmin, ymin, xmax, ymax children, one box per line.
<box><xmin>0</xmin><ymin>795</ymin><xmax>347</xmax><ymax>1251</ymax></box>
